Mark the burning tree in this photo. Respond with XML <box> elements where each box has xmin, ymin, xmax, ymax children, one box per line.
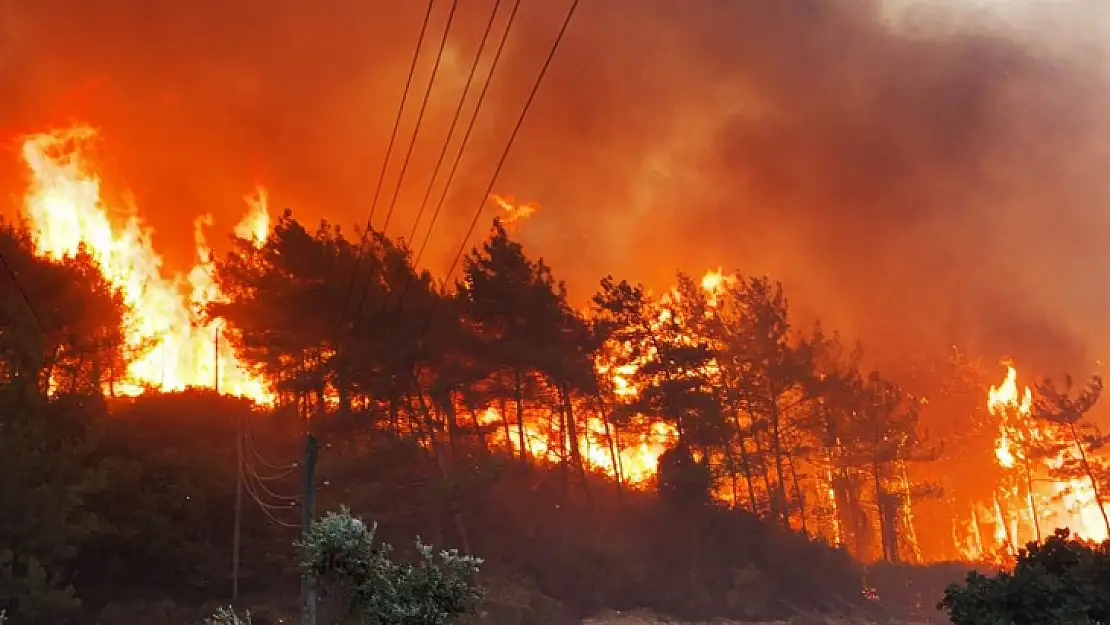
<box><xmin>456</xmin><ymin>219</ymin><xmax>574</xmax><ymax>467</ymax></box>
<box><xmin>1033</xmin><ymin>374</ymin><xmax>1110</xmax><ymax>537</ymax></box>
<box><xmin>990</xmin><ymin>366</ymin><xmax>1048</xmax><ymax>550</ymax></box>
<box><xmin>0</xmin><ymin>219</ymin><xmax>130</xmax><ymax>396</ymax></box>
<box><xmin>957</xmin><ymin>366</ymin><xmax>1110</xmax><ymax>562</ymax></box>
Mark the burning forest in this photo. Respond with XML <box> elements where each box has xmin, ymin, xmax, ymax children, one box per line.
<box><xmin>5</xmin><ymin>123</ymin><xmax>1110</xmax><ymax>572</ymax></box>
<box><xmin>7</xmin><ymin>1</ymin><xmax>1110</xmax><ymax>623</ymax></box>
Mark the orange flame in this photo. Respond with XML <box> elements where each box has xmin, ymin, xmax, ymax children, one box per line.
<box><xmin>19</xmin><ymin>126</ymin><xmax>274</xmax><ymax>403</ymax></box>
<box><xmin>959</xmin><ymin>364</ymin><xmax>1107</xmax><ymax>560</ymax></box>
<box><xmin>489</xmin><ymin>193</ymin><xmax>539</xmax><ymax>225</ymax></box>
<box><xmin>470</xmin><ymin>268</ymin><xmax>743</xmax><ymax>485</ymax></box>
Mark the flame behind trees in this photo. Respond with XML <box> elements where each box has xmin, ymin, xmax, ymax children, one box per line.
<box><xmin>200</xmin><ymin>205</ymin><xmax>943</xmax><ymax>562</ymax></box>
<box><xmin>0</xmin><ymin>126</ymin><xmax>982</xmax><ymax>564</ymax></box>
<box><xmin>953</xmin><ymin>366</ymin><xmax>1110</xmax><ymax>562</ymax></box>
<box><xmin>1</xmin><ymin>192</ymin><xmax>939</xmax><ymax>562</ymax></box>
<box><xmin>1033</xmin><ymin>374</ymin><xmax>1110</xmax><ymax>537</ymax></box>
<box><xmin>16</xmin><ymin>128</ymin><xmax>272</xmax><ymax>401</ymax></box>
<box><xmin>0</xmin><ymin>219</ymin><xmax>127</xmax><ymax>395</ymax></box>
<box><xmin>17</xmin><ymin>125</ymin><xmax>1110</xmax><ymax>564</ymax></box>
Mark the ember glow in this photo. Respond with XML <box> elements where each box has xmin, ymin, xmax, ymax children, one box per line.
<box><xmin>480</xmin><ymin>405</ymin><xmax>676</xmax><ymax>485</ymax></box>
<box><xmin>489</xmin><ymin>193</ymin><xmax>539</xmax><ymax>225</ymax></box>
<box><xmin>19</xmin><ymin>127</ymin><xmax>274</xmax><ymax>403</ymax></box>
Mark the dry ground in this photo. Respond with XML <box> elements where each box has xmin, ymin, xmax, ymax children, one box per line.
<box><xmin>582</xmin><ymin>609</ymin><xmax>933</xmax><ymax>625</ymax></box>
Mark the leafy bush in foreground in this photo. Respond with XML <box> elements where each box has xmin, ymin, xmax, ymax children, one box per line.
<box><xmin>299</xmin><ymin>507</ymin><xmax>483</xmax><ymax>625</ymax></box>
<box><xmin>205</xmin><ymin>606</ymin><xmax>250</xmax><ymax>624</ymax></box>
<box><xmin>207</xmin><ymin>507</ymin><xmax>482</xmax><ymax>625</ymax></box>
<box><xmin>939</xmin><ymin>528</ymin><xmax>1110</xmax><ymax>624</ymax></box>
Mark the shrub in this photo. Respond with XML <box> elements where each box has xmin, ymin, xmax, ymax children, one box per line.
<box><xmin>205</xmin><ymin>606</ymin><xmax>251</xmax><ymax>624</ymax></box>
<box><xmin>938</xmin><ymin>528</ymin><xmax>1110</xmax><ymax>624</ymax></box>
<box><xmin>298</xmin><ymin>507</ymin><xmax>483</xmax><ymax>625</ymax></box>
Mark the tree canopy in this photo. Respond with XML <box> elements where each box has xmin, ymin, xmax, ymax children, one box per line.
<box><xmin>0</xmin><ymin>210</ymin><xmax>987</xmax><ymax>624</ymax></box>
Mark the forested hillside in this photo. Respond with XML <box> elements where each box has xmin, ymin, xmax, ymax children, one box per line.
<box><xmin>0</xmin><ymin>213</ymin><xmax>976</xmax><ymax>624</ymax></box>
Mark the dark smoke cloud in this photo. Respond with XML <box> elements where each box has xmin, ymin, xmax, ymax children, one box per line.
<box><xmin>2</xmin><ymin>0</ymin><xmax>1109</xmax><ymax>374</ymax></box>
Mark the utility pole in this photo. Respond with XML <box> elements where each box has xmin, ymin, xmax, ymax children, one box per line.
<box><xmin>226</xmin><ymin>327</ymin><xmax>244</xmax><ymax>603</ymax></box>
<box><xmin>232</xmin><ymin>414</ymin><xmax>243</xmax><ymax>601</ymax></box>
<box><xmin>214</xmin><ymin>326</ymin><xmax>221</xmax><ymax>394</ymax></box>
<box><xmin>300</xmin><ymin>433</ymin><xmax>319</xmax><ymax>625</ymax></box>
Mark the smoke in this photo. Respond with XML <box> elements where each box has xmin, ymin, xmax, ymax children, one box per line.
<box><xmin>2</xmin><ymin>0</ymin><xmax>1109</xmax><ymax>373</ymax></box>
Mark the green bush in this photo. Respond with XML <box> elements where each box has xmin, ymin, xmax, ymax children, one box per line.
<box><xmin>205</xmin><ymin>606</ymin><xmax>251</xmax><ymax>624</ymax></box>
<box><xmin>938</xmin><ymin>528</ymin><xmax>1110</xmax><ymax>624</ymax></box>
<box><xmin>299</xmin><ymin>508</ymin><xmax>483</xmax><ymax>625</ymax></box>
<box><xmin>205</xmin><ymin>508</ymin><xmax>482</xmax><ymax>625</ymax></box>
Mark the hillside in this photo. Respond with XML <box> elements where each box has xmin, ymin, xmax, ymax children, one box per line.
<box><xmin>0</xmin><ymin>389</ymin><xmax>966</xmax><ymax>625</ymax></box>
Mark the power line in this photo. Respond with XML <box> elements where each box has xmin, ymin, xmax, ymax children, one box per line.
<box><xmin>244</xmin><ymin>480</ymin><xmax>299</xmax><ymax>529</ymax></box>
<box><xmin>376</xmin><ymin>0</ymin><xmax>462</xmax><ymax>240</ymax></box>
<box><xmin>404</xmin><ymin>0</ymin><xmax>508</xmax><ymax>247</ymax></box>
<box><xmin>443</xmin><ymin>0</ymin><xmax>581</xmax><ymax>283</ymax></box>
<box><xmin>412</xmin><ymin>0</ymin><xmax>523</xmax><ymax>269</ymax></box>
<box><xmin>407</xmin><ymin>0</ymin><xmax>581</xmax><ymax>350</ymax></box>
<box><xmin>347</xmin><ymin>0</ymin><xmax>462</xmax><ymax>335</ymax></box>
<box><xmin>244</xmin><ymin>415</ymin><xmax>298</xmax><ymax>475</ymax></box>
<box><xmin>334</xmin><ymin>0</ymin><xmax>437</xmax><ymax>338</ymax></box>
<box><xmin>384</xmin><ymin>0</ymin><xmax>517</xmax><ymax>321</ymax></box>
<box><xmin>384</xmin><ymin>0</ymin><xmax>523</xmax><ymax>322</ymax></box>
<box><xmin>237</xmin><ymin>422</ymin><xmax>300</xmax><ymax>528</ymax></box>
<box><xmin>240</xmin><ymin>416</ymin><xmax>299</xmax><ymax>499</ymax></box>
<box><xmin>0</xmin><ymin>248</ymin><xmax>42</xmax><ymax>331</ymax></box>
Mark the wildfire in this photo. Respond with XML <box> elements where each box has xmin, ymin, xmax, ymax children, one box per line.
<box><xmin>959</xmin><ymin>364</ymin><xmax>1107</xmax><ymax>560</ymax></box>
<box><xmin>990</xmin><ymin>365</ymin><xmax>1032</xmax><ymax>470</ymax></box>
<box><xmin>472</xmin><ymin>268</ymin><xmax>746</xmax><ymax>485</ymax></box>
<box><xmin>30</xmin><ymin>125</ymin><xmax>1110</xmax><ymax>564</ymax></box>
<box><xmin>489</xmin><ymin>193</ymin><xmax>539</xmax><ymax>225</ymax></box>
<box><xmin>19</xmin><ymin>126</ymin><xmax>274</xmax><ymax>403</ymax></box>
<box><xmin>480</xmin><ymin>406</ymin><xmax>675</xmax><ymax>484</ymax></box>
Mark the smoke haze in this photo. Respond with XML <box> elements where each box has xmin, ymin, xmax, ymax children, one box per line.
<box><xmin>2</xmin><ymin>0</ymin><xmax>1109</xmax><ymax>373</ymax></box>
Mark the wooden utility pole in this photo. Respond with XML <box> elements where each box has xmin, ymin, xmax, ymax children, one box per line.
<box><xmin>300</xmin><ymin>433</ymin><xmax>319</xmax><ymax>625</ymax></box>
<box><xmin>215</xmin><ymin>327</ymin><xmax>221</xmax><ymax>394</ymax></box>
<box><xmin>226</xmin><ymin>327</ymin><xmax>244</xmax><ymax>602</ymax></box>
<box><xmin>232</xmin><ymin>416</ymin><xmax>243</xmax><ymax>601</ymax></box>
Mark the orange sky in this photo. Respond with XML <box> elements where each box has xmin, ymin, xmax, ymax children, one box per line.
<box><xmin>3</xmin><ymin>0</ymin><xmax>1110</xmax><ymax>374</ymax></box>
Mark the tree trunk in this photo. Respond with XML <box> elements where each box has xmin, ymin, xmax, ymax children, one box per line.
<box><xmin>1021</xmin><ymin>453</ymin><xmax>1041</xmax><ymax>542</ymax></box>
<box><xmin>768</xmin><ymin>388</ymin><xmax>792</xmax><ymax>529</ymax></box>
<box><xmin>557</xmin><ymin>403</ymin><xmax>569</xmax><ymax>492</ymax></box>
<box><xmin>595</xmin><ymin>392</ymin><xmax>624</xmax><ymax>494</ymax></box>
<box><xmin>498</xmin><ymin>395</ymin><xmax>512</xmax><ymax>460</ymax></box>
<box><xmin>388</xmin><ymin>393</ymin><xmax>400</xmax><ymax>437</ymax></box>
<box><xmin>873</xmin><ymin>459</ymin><xmax>897</xmax><ymax>562</ymax></box>
<box><xmin>756</xmin><ymin>434</ymin><xmax>777</xmax><ymax>518</ymax></box>
<box><xmin>729</xmin><ymin>409</ymin><xmax>759</xmax><ymax>514</ymax></box>
<box><xmin>787</xmin><ymin>453</ymin><xmax>808</xmax><ymax>535</ymax></box>
<box><xmin>336</xmin><ymin>357</ymin><xmax>351</xmax><ymax>415</ymax></box>
<box><xmin>443</xmin><ymin>390</ymin><xmax>459</xmax><ymax>464</ymax></box>
<box><xmin>468</xmin><ymin>405</ymin><xmax>489</xmax><ymax>455</ymax></box>
<box><xmin>69</xmin><ymin>352</ymin><xmax>85</xmax><ymax>393</ymax></box>
<box><xmin>560</xmin><ymin>383</ymin><xmax>590</xmax><ymax>502</ymax></box>
<box><xmin>513</xmin><ymin>368</ymin><xmax>527</xmax><ymax>463</ymax></box>
<box><xmin>416</xmin><ymin>390</ymin><xmax>440</xmax><ymax>456</ymax></box>
<box><xmin>1068</xmin><ymin>423</ymin><xmax>1110</xmax><ymax>535</ymax></box>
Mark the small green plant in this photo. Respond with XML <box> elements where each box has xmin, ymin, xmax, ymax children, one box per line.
<box><xmin>299</xmin><ymin>507</ymin><xmax>483</xmax><ymax>625</ymax></box>
<box><xmin>938</xmin><ymin>528</ymin><xmax>1110</xmax><ymax>624</ymax></box>
<box><xmin>205</xmin><ymin>605</ymin><xmax>251</xmax><ymax>624</ymax></box>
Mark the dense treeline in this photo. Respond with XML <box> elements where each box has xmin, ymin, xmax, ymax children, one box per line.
<box><xmin>0</xmin><ymin>213</ymin><xmax>964</xmax><ymax>624</ymax></box>
<box><xmin>210</xmin><ymin>212</ymin><xmax>939</xmax><ymax>559</ymax></box>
